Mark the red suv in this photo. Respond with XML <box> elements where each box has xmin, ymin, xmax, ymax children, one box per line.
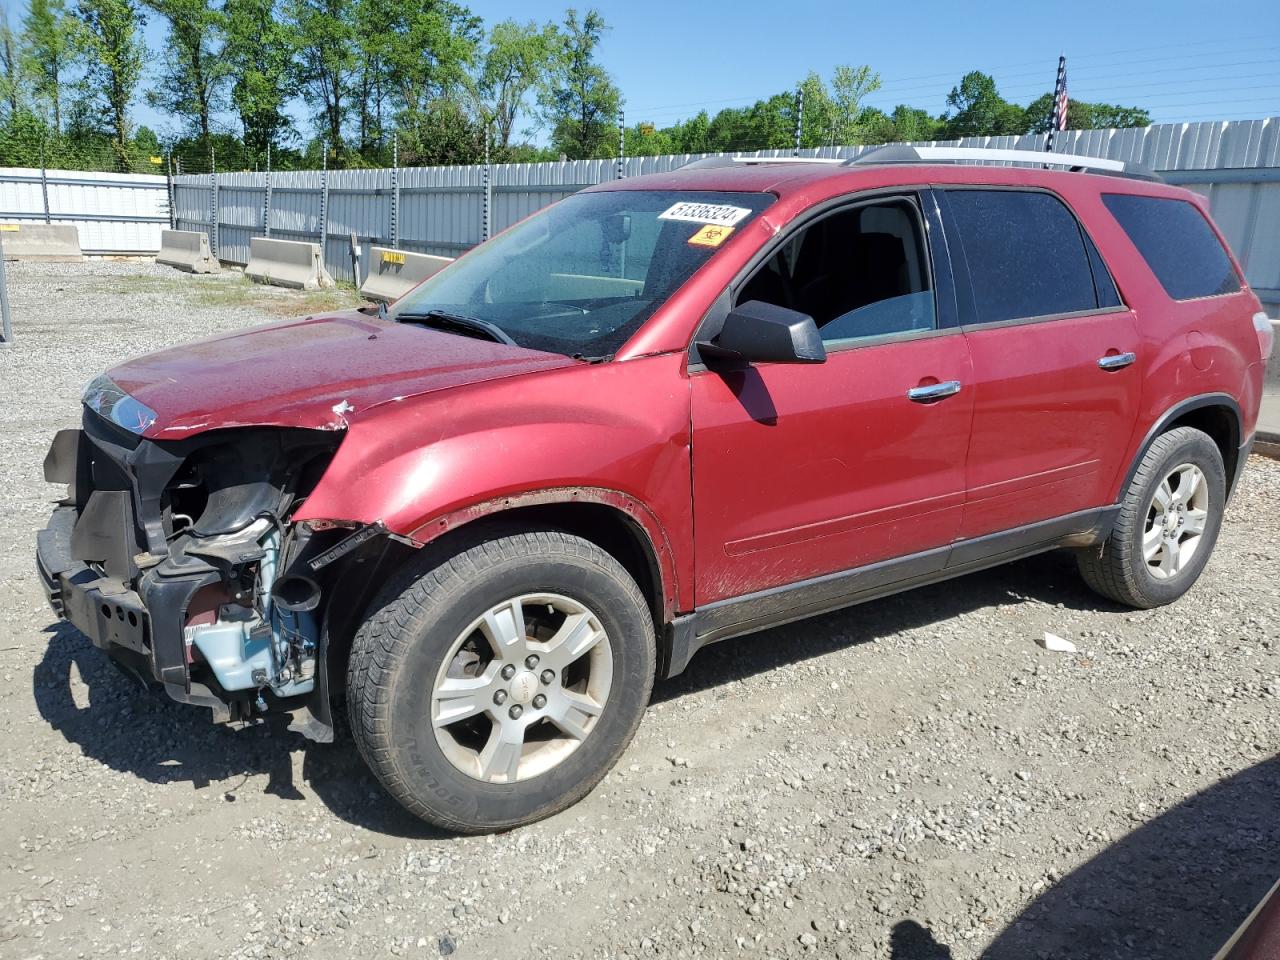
<box><xmin>38</xmin><ymin>146</ymin><xmax>1273</xmax><ymax>832</ymax></box>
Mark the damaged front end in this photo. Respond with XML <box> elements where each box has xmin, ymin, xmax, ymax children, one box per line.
<box><xmin>36</xmin><ymin>377</ymin><xmax>387</xmax><ymax>739</ymax></box>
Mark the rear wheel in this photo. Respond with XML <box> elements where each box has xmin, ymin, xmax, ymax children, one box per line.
<box><xmin>1077</xmin><ymin>426</ymin><xmax>1226</xmax><ymax>608</ymax></box>
<box><xmin>346</xmin><ymin>529</ymin><xmax>655</xmax><ymax>833</ymax></box>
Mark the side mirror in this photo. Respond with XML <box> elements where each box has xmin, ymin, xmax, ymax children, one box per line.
<box><xmin>697</xmin><ymin>300</ymin><xmax>827</xmax><ymax>366</ymax></box>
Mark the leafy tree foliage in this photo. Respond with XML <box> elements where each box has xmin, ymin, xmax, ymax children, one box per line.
<box><xmin>144</xmin><ymin>0</ymin><xmax>229</xmax><ymax>142</ymax></box>
<box><xmin>941</xmin><ymin>70</ymin><xmax>1026</xmax><ymax>137</ymax></box>
<box><xmin>0</xmin><ymin>0</ymin><xmax>1159</xmax><ymax>174</ymax></box>
<box><xmin>539</xmin><ymin>8</ymin><xmax>620</xmax><ymax>159</ymax></box>
<box><xmin>75</xmin><ymin>0</ymin><xmax>147</xmax><ymax>168</ymax></box>
<box><xmin>22</xmin><ymin>0</ymin><xmax>82</xmax><ymax>133</ymax></box>
<box><xmin>223</xmin><ymin>0</ymin><xmax>297</xmax><ymax>161</ymax></box>
<box><xmin>0</xmin><ymin>8</ymin><xmax>24</xmax><ymax>119</ymax></box>
<box><xmin>1023</xmin><ymin>91</ymin><xmax>1150</xmax><ymax>134</ymax></box>
<box><xmin>472</xmin><ymin>19</ymin><xmax>562</xmax><ymax>156</ymax></box>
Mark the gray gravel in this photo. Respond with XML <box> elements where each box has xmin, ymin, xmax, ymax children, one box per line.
<box><xmin>1</xmin><ymin>260</ymin><xmax>1277</xmax><ymax>960</ymax></box>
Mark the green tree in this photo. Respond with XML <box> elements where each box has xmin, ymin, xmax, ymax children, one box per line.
<box><xmin>351</xmin><ymin>0</ymin><xmax>391</xmax><ymax>155</ymax></box>
<box><xmin>290</xmin><ymin>0</ymin><xmax>356</xmax><ymax>151</ymax></box>
<box><xmin>472</xmin><ymin>18</ymin><xmax>562</xmax><ymax>156</ymax></box>
<box><xmin>706</xmin><ymin>93</ymin><xmax>794</xmax><ymax>151</ymax></box>
<box><xmin>797</xmin><ymin>71</ymin><xmax>834</xmax><ymax>147</ymax></box>
<box><xmin>1022</xmin><ymin>91</ymin><xmax>1150</xmax><ymax>134</ymax></box>
<box><xmin>828</xmin><ymin>64</ymin><xmax>881</xmax><ymax>144</ymax></box>
<box><xmin>144</xmin><ymin>0</ymin><xmax>228</xmax><ymax>142</ymax></box>
<box><xmin>670</xmin><ymin>110</ymin><xmax>711</xmax><ymax>153</ymax></box>
<box><xmin>942</xmin><ymin>70</ymin><xmax>1025</xmax><ymax>137</ymax></box>
<box><xmin>624</xmin><ymin>120</ymin><xmax>674</xmax><ymax>156</ymax></box>
<box><xmin>538</xmin><ymin>8</ymin><xmax>620</xmax><ymax>159</ymax></box>
<box><xmin>376</xmin><ymin>0</ymin><xmax>481</xmax><ymax>162</ymax></box>
<box><xmin>0</xmin><ymin>8</ymin><xmax>22</xmax><ymax>119</ymax></box>
<box><xmin>223</xmin><ymin>0</ymin><xmax>296</xmax><ymax>161</ymax></box>
<box><xmin>22</xmin><ymin>0</ymin><xmax>81</xmax><ymax>133</ymax></box>
<box><xmin>75</xmin><ymin>0</ymin><xmax>147</xmax><ymax>168</ymax></box>
<box><xmin>888</xmin><ymin>104</ymin><xmax>942</xmax><ymax>141</ymax></box>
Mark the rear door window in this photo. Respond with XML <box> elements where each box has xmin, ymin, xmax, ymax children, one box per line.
<box><xmin>1101</xmin><ymin>193</ymin><xmax>1240</xmax><ymax>300</ymax></box>
<box><xmin>944</xmin><ymin>189</ymin><xmax>1100</xmax><ymax>324</ymax></box>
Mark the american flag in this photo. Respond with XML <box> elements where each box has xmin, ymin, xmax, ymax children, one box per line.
<box><xmin>1053</xmin><ymin>63</ymin><xmax>1069</xmax><ymax>131</ymax></box>
<box><xmin>1046</xmin><ymin>56</ymin><xmax>1069</xmax><ymax>151</ymax></box>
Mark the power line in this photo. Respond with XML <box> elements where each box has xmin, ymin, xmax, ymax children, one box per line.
<box><xmin>627</xmin><ymin>43</ymin><xmax>1280</xmax><ymax>118</ymax></box>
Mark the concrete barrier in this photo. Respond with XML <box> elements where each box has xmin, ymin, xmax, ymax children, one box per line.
<box><xmin>156</xmin><ymin>229</ymin><xmax>219</xmax><ymax>273</ymax></box>
<box><xmin>359</xmin><ymin>247</ymin><xmax>453</xmax><ymax>303</ymax></box>
<box><xmin>0</xmin><ymin>223</ymin><xmax>82</xmax><ymax>262</ymax></box>
<box><xmin>244</xmin><ymin>237</ymin><xmax>333</xmax><ymax>290</ymax></box>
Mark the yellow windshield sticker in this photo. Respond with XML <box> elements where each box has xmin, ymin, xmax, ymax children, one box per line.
<box><xmin>688</xmin><ymin>224</ymin><xmax>734</xmax><ymax>248</ymax></box>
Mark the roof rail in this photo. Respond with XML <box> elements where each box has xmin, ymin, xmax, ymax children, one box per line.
<box><xmin>679</xmin><ymin>155</ymin><xmax>843</xmax><ymax>170</ymax></box>
<box><xmin>731</xmin><ymin>156</ymin><xmax>843</xmax><ymax>165</ymax></box>
<box><xmin>851</xmin><ymin>144</ymin><xmax>1160</xmax><ymax>182</ymax></box>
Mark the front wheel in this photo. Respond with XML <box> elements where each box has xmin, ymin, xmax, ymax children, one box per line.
<box><xmin>1077</xmin><ymin>426</ymin><xmax>1226</xmax><ymax>609</ymax></box>
<box><xmin>346</xmin><ymin>530</ymin><xmax>656</xmax><ymax>833</ymax></box>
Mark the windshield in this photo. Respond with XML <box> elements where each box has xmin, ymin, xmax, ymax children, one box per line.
<box><xmin>390</xmin><ymin>189</ymin><xmax>774</xmax><ymax>357</ymax></box>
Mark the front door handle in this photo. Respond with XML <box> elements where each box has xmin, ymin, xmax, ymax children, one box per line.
<box><xmin>907</xmin><ymin>380</ymin><xmax>962</xmax><ymax>403</ymax></box>
<box><xmin>1098</xmin><ymin>351</ymin><xmax>1136</xmax><ymax>371</ymax></box>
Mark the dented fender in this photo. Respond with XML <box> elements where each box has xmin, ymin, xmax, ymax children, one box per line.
<box><xmin>293</xmin><ymin>352</ymin><xmax>696</xmax><ymax>614</ymax></box>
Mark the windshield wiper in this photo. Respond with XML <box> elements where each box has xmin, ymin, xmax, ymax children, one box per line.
<box><xmin>390</xmin><ymin>308</ymin><xmax>518</xmax><ymax>347</ymax></box>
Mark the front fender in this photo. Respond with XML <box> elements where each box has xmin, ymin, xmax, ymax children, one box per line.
<box><xmin>294</xmin><ymin>353</ymin><xmax>695</xmax><ymax>611</ymax></box>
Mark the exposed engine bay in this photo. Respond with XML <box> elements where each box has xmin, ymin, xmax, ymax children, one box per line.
<box><xmin>37</xmin><ymin>398</ymin><xmax>398</xmax><ymax>739</ymax></box>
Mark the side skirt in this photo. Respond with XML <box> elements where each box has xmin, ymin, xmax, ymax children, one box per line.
<box><xmin>663</xmin><ymin>506</ymin><xmax>1118</xmax><ymax>679</ymax></box>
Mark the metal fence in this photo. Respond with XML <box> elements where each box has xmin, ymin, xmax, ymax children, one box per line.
<box><xmin>0</xmin><ymin>167</ymin><xmax>170</xmax><ymax>254</ymax></box>
<box><xmin>4</xmin><ymin>119</ymin><xmax>1277</xmax><ymax>314</ymax></box>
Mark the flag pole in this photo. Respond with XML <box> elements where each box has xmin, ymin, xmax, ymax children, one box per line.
<box><xmin>1045</xmin><ymin>55</ymin><xmax>1067</xmax><ymax>153</ymax></box>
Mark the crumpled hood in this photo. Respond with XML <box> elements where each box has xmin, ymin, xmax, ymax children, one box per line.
<box><xmin>107</xmin><ymin>310</ymin><xmax>578</xmax><ymax>439</ymax></box>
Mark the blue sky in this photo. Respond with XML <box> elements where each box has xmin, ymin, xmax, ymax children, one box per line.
<box><xmin>18</xmin><ymin>0</ymin><xmax>1280</xmax><ymax>142</ymax></box>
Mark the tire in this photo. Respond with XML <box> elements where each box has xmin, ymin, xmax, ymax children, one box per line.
<box><xmin>1077</xmin><ymin>426</ymin><xmax>1226</xmax><ymax>609</ymax></box>
<box><xmin>346</xmin><ymin>529</ymin><xmax>655</xmax><ymax>833</ymax></box>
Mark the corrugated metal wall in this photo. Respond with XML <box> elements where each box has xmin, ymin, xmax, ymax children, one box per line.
<box><xmin>167</xmin><ymin>118</ymin><xmax>1280</xmax><ymax>303</ymax></box>
<box><xmin>0</xmin><ymin>168</ymin><xmax>170</xmax><ymax>253</ymax></box>
<box><xmin>8</xmin><ymin>118</ymin><xmax>1275</xmax><ymax>306</ymax></box>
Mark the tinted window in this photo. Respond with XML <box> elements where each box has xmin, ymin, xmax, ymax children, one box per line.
<box><xmin>946</xmin><ymin>190</ymin><xmax>1098</xmax><ymax>324</ymax></box>
<box><xmin>1102</xmin><ymin>194</ymin><xmax>1240</xmax><ymax>300</ymax></box>
<box><xmin>737</xmin><ymin>198</ymin><xmax>935</xmax><ymax>345</ymax></box>
<box><xmin>1082</xmin><ymin>229</ymin><xmax>1122</xmax><ymax>308</ymax></box>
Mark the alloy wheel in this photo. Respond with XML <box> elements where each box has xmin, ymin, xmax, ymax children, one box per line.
<box><xmin>430</xmin><ymin>593</ymin><xmax>613</xmax><ymax>783</ymax></box>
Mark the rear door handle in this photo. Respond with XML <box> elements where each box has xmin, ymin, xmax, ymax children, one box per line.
<box><xmin>1098</xmin><ymin>352</ymin><xmax>1136</xmax><ymax>371</ymax></box>
<box><xmin>907</xmin><ymin>380</ymin><xmax>962</xmax><ymax>403</ymax></box>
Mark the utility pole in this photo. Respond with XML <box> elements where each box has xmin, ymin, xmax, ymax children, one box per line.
<box><xmin>390</xmin><ymin>134</ymin><xmax>400</xmax><ymax>250</ymax></box>
<box><xmin>793</xmin><ymin>86</ymin><xmax>804</xmax><ymax>156</ymax></box>
<box><xmin>482</xmin><ymin>124</ymin><xmax>492</xmax><ymax>242</ymax></box>
<box><xmin>617</xmin><ymin>110</ymin><xmax>625</xmax><ymax>179</ymax></box>
<box><xmin>0</xmin><ymin>228</ymin><xmax>12</xmax><ymax>345</ymax></box>
<box><xmin>263</xmin><ymin>141</ymin><xmax>273</xmax><ymax>237</ymax></box>
<box><xmin>209</xmin><ymin>144</ymin><xmax>218</xmax><ymax>259</ymax></box>
<box><xmin>318</xmin><ymin>141</ymin><xmax>329</xmax><ymax>253</ymax></box>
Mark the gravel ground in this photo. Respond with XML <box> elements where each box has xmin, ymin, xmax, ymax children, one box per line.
<box><xmin>0</xmin><ymin>260</ymin><xmax>1277</xmax><ymax>960</ymax></box>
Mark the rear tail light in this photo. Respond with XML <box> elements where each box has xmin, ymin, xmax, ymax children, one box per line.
<box><xmin>1255</xmin><ymin>311</ymin><xmax>1275</xmax><ymax>361</ymax></box>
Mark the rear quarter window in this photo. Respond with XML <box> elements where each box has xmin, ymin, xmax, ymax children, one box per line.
<box><xmin>1101</xmin><ymin>194</ymin><xmax>1241</xmax><ymax>301</ymax></box>
<box><xmin>944</xmin><ymin>189</ymin><xmax>1102</xmax><ymax>324</ymax></box>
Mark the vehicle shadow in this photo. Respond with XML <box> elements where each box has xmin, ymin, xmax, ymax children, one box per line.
<box><xmin>29</xmin><ymin>548</ymin><xmax>1118</xmax><ymax>841</ymax></box>
<box><xmin>32</xmin><ymin>621</ymin><xmax>447</xmax><ymax>840</ymax></box>
<box><xmin>888</xmin><ymin>755</ymin><xmax>1279</xmax><ymax>960</ymax></box>
<box><xmin>655</xmin><ymin>548</ymin><xmax>1120</xmax><ymax>702</ymax></box>
<box><xmin>889</xmin><ymin>920</ymin><xmax>954</xmax><ymax>959</ymax></box>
